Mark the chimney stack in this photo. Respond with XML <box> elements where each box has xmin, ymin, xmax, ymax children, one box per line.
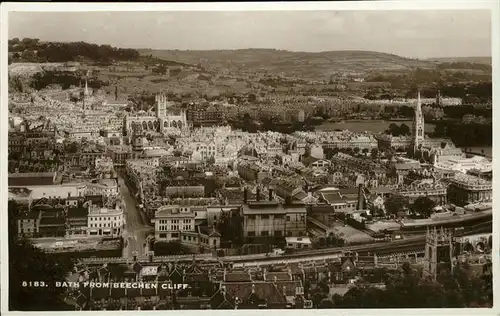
<box><xmin>269</xmin><ymin>189</ymin><xmax>274</xmax><ymax>201</ymax></box>
<box><xmin>356</xmin><ymin>184</ymin><xmax>365</xmax><ymax>210</ymax></box>
<box><xmin>256</xmin><ymin>187</ymin><xmax>261</xmax><ymax>202</ymax></box>
<box><xmin>243</xmin><ymin>188</ymin><xmax>248</xmax><ymax>204</ymax></box>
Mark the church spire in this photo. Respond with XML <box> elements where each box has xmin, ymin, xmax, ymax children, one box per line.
<box><xmin>84</xmin><ymin>70</ymin><xmax>89</xmax><ymax>97</ymax></box>
<box><xmin>413</xmin><ymin>89</ymin><xmax>425</xmax><ymax>154</ymax></box>
<box><xmin>417</xmin><ymin>90</ymin><xmax>421</xmax><ymax>113</ymax></box>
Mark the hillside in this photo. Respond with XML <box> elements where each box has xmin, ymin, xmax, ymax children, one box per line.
<box><xmin>139</xmin><ymin>49</ymin><xmax>437</xmax><ymax>80</ymax></box>
<box><xmin>426</xmin><ymin>56</ymin><xmax>492</xmax><ymax>65</ymax></box>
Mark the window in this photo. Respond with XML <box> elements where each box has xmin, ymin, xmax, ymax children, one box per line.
<box><xmin>261</xmin><ymin>215</ymin><xmax>269</xmax><ymax>219</ymax></box>
<box><xmin>287</xmin><ymin>231</ymin><xmax>292</xmax><ymax>236</ymax></box>
<box><xmin>261</xmin><ymin>231</ymin><xmax>269</xmax><ymax>237</ymax></box>
<box><xmin>248</xmin><ymin>215</ymin><xmax>256</xmax><ymax>220</ymax></box>
<box><xmin>286</xmin><ymin>216</ymin><xmax>291</xmax><ymax>222</ymax></box>
<box><xmin>171</xmin><ymin>233</ymin><xmax>179</xmax><ymax>238</ymax></box>
<box><xmin>247</xmin><ymin>231</ymin><xmax>255</xmax><ymax>237</ymax></box>
<box><xmin>301</xmin><ymin>216</ymin><xmax>305</xmax><ymax>221</ymax></box>
<box><xmin>275</xmin><ymin>231</ymin><xmax>282</xmax><ymax>237</ymax></box>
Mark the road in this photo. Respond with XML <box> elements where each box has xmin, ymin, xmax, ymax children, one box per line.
<box><xmin>118</xmin><ymin>175</ymin><xmax>153</xmax><ymax>259</ymax></box>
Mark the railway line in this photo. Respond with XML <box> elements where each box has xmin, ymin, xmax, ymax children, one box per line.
<box><xmin>79</xmin><ymin>228</ymin><xmax>490</xmax><ymax>267</ymax></box>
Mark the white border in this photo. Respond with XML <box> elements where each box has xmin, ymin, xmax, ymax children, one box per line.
<box><xmin>1</xmin><ymin>1</ymin><xmax>499</xmax><ymax>315</ymax></box>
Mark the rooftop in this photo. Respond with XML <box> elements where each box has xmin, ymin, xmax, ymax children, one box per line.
<box><xmin>8</xmin><ymin>172</ymin><xmax>56</xmax><ymax>186</ymax></box>
<box><xmin>242</xmin><ymin>202</ymin><xmax>306</xmax><ymax>215</ymax></box>
<box><xmin>67</xmin><ymin>207</ymin><xmax>89</xmax><ymax>218</ymax></box>
<box><xmin>155</xmin><ymin>206</ymin><xmax>195</xmax><ymax>218</ymax></box>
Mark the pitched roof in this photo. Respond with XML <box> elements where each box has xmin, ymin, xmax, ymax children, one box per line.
<box><xmin>39</xmin><ymin>217</ymin><xmax>65</xmax><ymax>226</ymax></box>
<box><xmin>68</xmin><ymin>207</ymin><xmax>89</xmax><ymax>218</ymax></box>
<box><xmin>264</xmin><ymin>271</ymin><xmax>292</xmax><ymax>281</ymax></box>
<box><xmin>199</xmin><ymin>225</ymin><xmax>222</xmax><ymax>237</ymax></box>
<box><xmin>321</xmin><ymin>192</ymin><xmax>345</xmax><ymax>204</ymax></box>
<box><xmin>224</xmin><ymin>271</ymin><xmax>252</xmax><ymax>282</ymax></box>
<box><xmin>292</xmin><ymin>191</ymin><xmax>308</xmax><ymax>201</ymax></box>
<box><xmin>8</xmin><ymin>172</ymin><xmax>56</xmax><ymax>186</ymax></box>
<box><xmin>223</xmin><ymin>281</ymin><xmax>286</xmax><ymax>305</ymax></box>
<box><xmin>184</xmin><ymin>273</ymin><xmax>210</xmax><ymax>282</ymax></box>
<box><xmin>91</xmin><ymin>287</ymin><xmax>110</xmax><ymax>300</ymax></box>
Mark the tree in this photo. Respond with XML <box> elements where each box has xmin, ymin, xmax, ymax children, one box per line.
<box><xmin>353</xmin><ymin>147</ymin><xmax>360</xmax><ymax>155</ymax></box>
<box><xmin>412</xmin><ymin>196</ymin><xmax>436</xmax><ymax>217</ymax></box>
<box><xmin>331</xmin><ymin>261</ymin><xmax>491</xmax><ymax>308</ymax></box>
<box><xmin>362</xmin><ymin>148</ymin><xmax>369</xmax><ymax>156</ymax></box>
<box><xmin>414</xmin><ymin>149</ymin><xmax>423</xmax><ymax>160</ymax></box>
<box><xmin>370</xmin><ymin>148</ymin><xmax>379</xmax><ymax>158</ymax></box>
<box><xmin>9</xmin><ymin>200</ymin><xmax>74</xmax><ymax>311</ymax></box>
<box><xmin>66</xmin><ymin>142</ymin><xmax>79</xmax><ymax>154</ymax></box>
<box><xmin>10</xmin><ymin>239</ymin><xmax>75</xmax><ymax>311</ymax></box>
<box><xmin>399</xmin><ymin>123</ymin><xmax>411</xmax><ymax>136</ymax></box>
<box><xmin>384</xmin><ymin>194</ymin><xmax>409</xmax><ymax>217</ymax></box>
<box><xmin>387</xmin><ymin>123</ymin><xmax>400</xmax><ymax>136</ymax></box>
<box><xmin>206</xmin><ymin>155</ymin><xmax>216</xmax><ymax>166</ymax></box>
<box><xmin>153</xmin><ymin>241</ymin><xmax>191</xmax><ymax>256</ymax></box>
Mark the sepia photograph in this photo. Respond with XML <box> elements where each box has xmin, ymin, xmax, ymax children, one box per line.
<box><xmin>1</xmin><ymin>1</ymin><xmax>497</xmax><ymax>313</ymax></box>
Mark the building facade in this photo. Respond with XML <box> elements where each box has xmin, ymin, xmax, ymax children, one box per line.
<box><xmin>241</xmin><ymin>202</ymin><xmax>307</xmax><ymax>244</ymax></box>
<box><xmin>153</xmin><ymin>206</ymin><xmax>196</xmax><ymax>243</ymax></box>
<box><xmin>446</xmin><ymin>174</ymin><xmax>492</xmax><ymax>206</ymax></box>
<box><xmin>87</xmin><ymin>206</ymin><xmax>125</xmax><ymax>237</ymax></box>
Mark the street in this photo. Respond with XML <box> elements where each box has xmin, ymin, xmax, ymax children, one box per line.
<box><xmin>118</xmin><ymin>175</ymin><xmax>153</xmax><ymax>259</ymax></box>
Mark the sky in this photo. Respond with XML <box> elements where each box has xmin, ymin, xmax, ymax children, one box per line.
<box><xmin>8</xmin><ymin>10</ymin><xmax>492</xmax><ymax>59</ymax></box>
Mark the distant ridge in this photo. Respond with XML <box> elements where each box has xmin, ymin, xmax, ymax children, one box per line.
<box><xmin>138</xmin><ymin>48</ymin><xmax>436</xmax><ymax>79</ymax></box>
<box><xmin>425</xmin><ymin>56</ymin><xmax>492</xmax><ymax>65</ymax></box>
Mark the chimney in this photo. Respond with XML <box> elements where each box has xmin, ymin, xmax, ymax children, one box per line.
<box><xmin>256</xmin><ymin>187</ymin><xmax>261</xmax><ymax>202</ymax></box>
<box><xmin>356</xmin><ymin>184</ymin><xmax>365</xmax><ymax>210</ymax></box>
<box><xmin>243</xmin><ymin>188</ymin><xmax>248</xmax><ymax>204</ymax></box>
<box><xmin>269</xmin><ymin>189</ymin><xmax>274</xmax><ymax>201</ymax></box>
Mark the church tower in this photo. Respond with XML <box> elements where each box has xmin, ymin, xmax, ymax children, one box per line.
<box><xmin>155</xmin><ymin>93</ymin><xmax>167</xmax><ymax>118</ymax></box>
<box><xmin>436</xmin><ymin>89</ymin><xmax>442</xmax><ymax>106</ymax></box>
<box><xmin>423</xmin><ymin>227</ymin><xmax>454</xmax><ymax>281</ymax></box>
<box><xmin>412</xmin><ymin>90</ymin><xmax>425</xmax><ymax>153</ymax></box>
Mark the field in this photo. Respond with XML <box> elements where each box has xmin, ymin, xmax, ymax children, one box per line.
<box><xmin>139</xmin><ymin>49</ymin><xmax>438</xmax><ymax>80</ymax></box>
<box><xmin>426</xmin><ymin>56</ymin><xmax>492</xmax><ymax>65</ymax></box>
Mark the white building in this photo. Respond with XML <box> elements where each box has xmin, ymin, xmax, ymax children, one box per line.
<box><xmin>87</xmin><ymin>205</ymin><xmax>125</xmax><ymax>237</ymax></box>
<box><xmin>193</xmin><ymin>141</ymin><xmax>217</xmax><ymax>161</ymax></box>
<box><xmin>86</xmin><ymin>179</ymin><xmax>119</xmax><ymax>197</ymax></box>
<box><xmin>153</xmin><ymin>206</ymin><xmax>196</xmax><ymax>242</ymax></box>
<box><xmin>9</xmin><ymin>182</ymin><xmax>86</xmax><ymax>200</ymax></box>
<box><xmin>434</xmin><ymin>156</ymin><xmax>492</xmax><ymax>174</ymax></box>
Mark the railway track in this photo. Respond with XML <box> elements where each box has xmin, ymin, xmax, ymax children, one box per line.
<box><xmin>79</xmin><ymin>229</ymin><xmax>490</xmax><ymax>266</ymax></box>
<box><xmin>224</xmin><ymin>236</ymin><xmax>426</xmax><ymax>264</ymax></box>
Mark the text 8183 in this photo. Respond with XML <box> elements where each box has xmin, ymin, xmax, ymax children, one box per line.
<box><xmin>22</xmin><ymin>281</ymin><xmax>48</xmax><ymax>288</ymax></box>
